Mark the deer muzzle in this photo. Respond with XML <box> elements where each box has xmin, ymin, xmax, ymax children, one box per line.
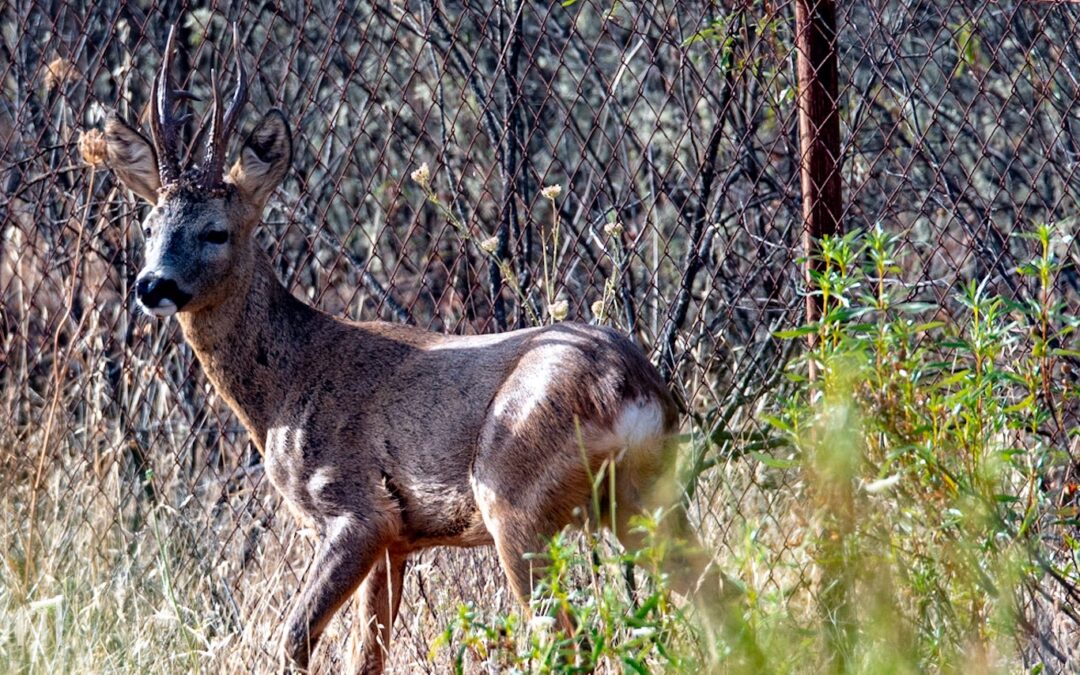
<box><xmin>135</xmin><ymin>273</ymin><xmax>192</xmax><ymax>316</ymax></box>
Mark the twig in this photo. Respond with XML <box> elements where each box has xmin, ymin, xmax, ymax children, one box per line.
<box><xmin>656</xmin><ymin>13</ymin><xmax>743</xmax><ymax>381</ymax></box>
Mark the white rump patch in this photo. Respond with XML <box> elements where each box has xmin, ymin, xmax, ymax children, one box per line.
<box><xmin>614</xmin><ymin>398</ymin><xmax>665</xmax><ymax>449</ymax></box>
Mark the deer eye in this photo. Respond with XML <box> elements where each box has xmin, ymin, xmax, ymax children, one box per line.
<box><xmin>201</xmin><ymin>230</ymin><xmax>229</xmax><ymax>245</ymax></box>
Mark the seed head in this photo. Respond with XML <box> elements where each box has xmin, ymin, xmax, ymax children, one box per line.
<box><xmin>45</xmin><ymin>57</ymin><xmax>77</xmax><ymax>91</ymax></box>
<box><xmin>603</xmin><ymin>220</ymin><xmax>624</xmax><ymax>237</ymax></box>
<box><xmin>548</xmin><ymin>299</ymin><xmax>569</xmax><ymax>321</ymax></box>
<box><xmin>591</xmin><ymin>300</ymin><xmax>605</xmax><ymax>317</ymax></box>
<box><xmin>78</xmin><ymin>129</ymin><xmax>108</xmax><ymax>167</ymax></box>
<box><xmin>541</xmin><ymin>184</ymin><xmax>562</xmax><ymax>201</ymax></box>
<box><xmin>479</xmin><ymin>236</ymin><xmax>500</xmax><ymax>254</ymax></box>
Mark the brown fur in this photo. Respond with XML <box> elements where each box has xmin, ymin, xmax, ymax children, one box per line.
<box><xmin>104</xmin><ymin>95</ymin><xmax>717</xmax><ymax>673</ymax></box>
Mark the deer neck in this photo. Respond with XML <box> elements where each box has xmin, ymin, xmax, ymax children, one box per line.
<box><xmin>177</xmin><ymin>247</ymin><xmax>316</xmax><ymax>451</ymax></box>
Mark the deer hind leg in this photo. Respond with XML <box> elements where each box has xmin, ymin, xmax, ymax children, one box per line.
<box><xmin>472</xmin><ymin>460</ymin><xmax>590</xmax><ymax>636</ymax></box>
<box><xmin>483</xmin><ymin>506</ymin><xmax>580</xmax><ymax>637</ymax></box>
<box><xmin>281</xmin><ymin>515</ymin><xmax>390</xmax><ymax>673</ymax></box>
<box><xmin>349</xmin><ymin>550</ymin><xmax>407</xmax><ymax>675</ymax></box>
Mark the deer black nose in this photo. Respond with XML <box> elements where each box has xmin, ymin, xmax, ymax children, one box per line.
<box><xmin>135</xmin><ymin>274</ymin><xmax>191</xmax><ymax>313</ymax></box>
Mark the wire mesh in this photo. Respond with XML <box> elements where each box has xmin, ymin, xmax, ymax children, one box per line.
<box><xmin>2</xmin><ymin>0</ymin><xmax>1079</xmax><ymax>669</ymax></box>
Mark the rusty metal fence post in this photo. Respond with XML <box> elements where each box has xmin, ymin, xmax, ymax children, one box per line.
<box><xmin>795</xmin><ymin>0</ymin><xmax>843</xmax><ymax>375</ymax></box>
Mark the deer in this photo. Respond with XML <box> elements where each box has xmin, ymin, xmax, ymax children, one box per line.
<box><xmin>101</xmin><ymin>25</ymin><xmax>725</xmax><ymax>674</ymax></box>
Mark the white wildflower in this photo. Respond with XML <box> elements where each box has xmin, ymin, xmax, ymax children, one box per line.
<box><xmin>603</xmin><ymin>220</ymin><xmax>624</xmax><ymax>237</ymax></box>
<box><xmin>410</xmin><ymin>162</ymin><xmax>431</xmax><ymax>189</ymax></box>
<box><xmin>541</xmin><ymin>184</ymin><xmax>562</xmax><ymax>200</ymax></box>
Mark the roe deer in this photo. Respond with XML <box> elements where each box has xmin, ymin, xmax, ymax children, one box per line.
<box><xmin>102</xmin><ymin>25</ymin><xmax>723</xmax><ymax>673</ymax></box>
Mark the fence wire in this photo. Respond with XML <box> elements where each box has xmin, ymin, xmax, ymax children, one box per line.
<box><xmin>2</xmin><ymin>0</ymin><xmax>1079</xmax><ymax>670</ymax></box>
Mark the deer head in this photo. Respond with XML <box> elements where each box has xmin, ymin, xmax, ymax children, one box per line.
<box><xmin>104</xmin><ymin>24</ymin><xmax>292</xmax><ymax>316</ymax></box>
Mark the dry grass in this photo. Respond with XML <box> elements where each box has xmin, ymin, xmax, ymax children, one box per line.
<box><xmin>0</xmin><ymin>434</ymin><xmax>730</xmax><ymax>673</ymax></box>
<box><xmin>0</xmin><ymin>426</ymin><xmax>514</xmax><ymax>672</ymax></box>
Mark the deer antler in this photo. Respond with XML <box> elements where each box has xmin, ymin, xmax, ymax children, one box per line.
<box><xmin>149</xmin><ymin>24</ymin><xmax>186</xmax><ymax>186</ymax></box>
<box><xmin>197</xmin><ymin>23</ymin><xmax>248</xmax><ymax>189</ymax></box>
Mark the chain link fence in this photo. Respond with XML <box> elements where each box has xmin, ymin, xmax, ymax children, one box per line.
<box><xmin>2</xmin><ymin>0</ymin><xmax>1078</xmax><ymax>670</ymax></box>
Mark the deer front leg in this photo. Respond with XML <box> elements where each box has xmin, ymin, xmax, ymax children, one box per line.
<box><xmin>350</xmin><ymin>550</ymin><xmax>407</xmax><ymax>675</ymax></box>
<box><xmin>281</xmin><ymin>515</ymin><xmax>386</xmax><ymax>673</ymax></box>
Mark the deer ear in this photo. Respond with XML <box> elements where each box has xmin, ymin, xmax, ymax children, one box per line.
<box><xmin>229</xmin><ymin>109</ymin><xmax>291</xmax><ymax>210</ymax></box>
<box><xmin>104</xmin><ymin>113</ymin><xmax>161</xmax><ymax>203</ymax></box>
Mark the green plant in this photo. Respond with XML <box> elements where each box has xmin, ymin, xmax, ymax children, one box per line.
<box><xmin>433</xmin><ymin>227</ymin><xmax>1078</xmax><ymax>673</ymax></box>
